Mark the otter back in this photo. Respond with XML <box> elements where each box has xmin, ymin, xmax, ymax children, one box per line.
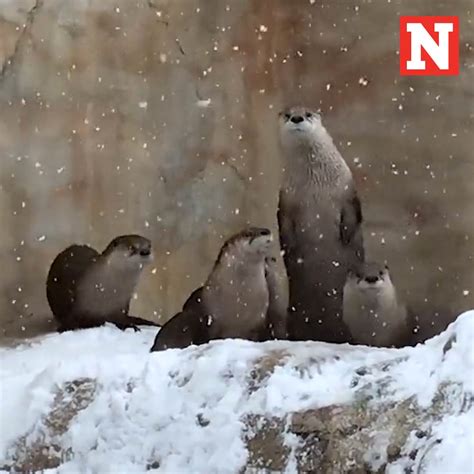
<box><xmin>47</xmin><ymin>245</ymin><xmax>99</xmax><ymax>325</ymax></box>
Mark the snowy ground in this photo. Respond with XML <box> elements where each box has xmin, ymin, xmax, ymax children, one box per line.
<box><xmin>0</xmin><ymin>311</ymin><xmax>473</xmax><ymax>473</ymax></box>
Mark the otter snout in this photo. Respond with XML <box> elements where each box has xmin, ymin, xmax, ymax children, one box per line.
<box><xmin>129</xmin><ymin>238</ymin><xmax>152</xmax><ymax>261</ymax></box>
<box><xmin>365</xmin><ymin>275</ymin><xmax>379</xmax><ymax>284</ymax></box>
<box><xmin>290</xmin><ymin>115</ymin><xmax>304</xmax><ymax>124</ymax></box>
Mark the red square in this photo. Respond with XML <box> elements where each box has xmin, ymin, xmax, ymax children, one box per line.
<box><xmin>400</xmin><ymin>16</ymin><xmax>459</xmax><ymax>76</ymax></box>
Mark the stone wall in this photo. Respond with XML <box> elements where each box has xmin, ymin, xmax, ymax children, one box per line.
<box><xmin>0</xmin><ymin>0</ymin><xmax>473</xmax><ymax>338</ymax></box>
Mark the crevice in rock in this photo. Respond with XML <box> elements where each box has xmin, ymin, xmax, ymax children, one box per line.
<box><xmin>0</xmin><ymin>0</ymin><xmax>44</xmax><ymax>83</ymax></box>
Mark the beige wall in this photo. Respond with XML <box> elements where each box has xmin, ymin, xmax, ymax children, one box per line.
<box><xmin>0</xmin><ymin>0</ymin><xmax>472</xmax><ymax>340</ymax></box>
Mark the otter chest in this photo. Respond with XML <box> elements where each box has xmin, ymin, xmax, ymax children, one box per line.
<box><xmin>76</xmin><ymin>264</ymin><xmax>139</xmax><ymax>317</ymax></box>
<box><xmin>204</xmin><ymin>269</ymin><xmax>269</xmax><ymax>340</ymax></box>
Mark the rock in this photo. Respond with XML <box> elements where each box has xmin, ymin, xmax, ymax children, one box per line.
<box><xmin>243</xmin><ymin>383</ymin><xmax>467</xmax><ymax>473</ymax></box>
<box><xmin>8</xmin><ymin>378</ymin><xmax>96</xmax><ymax>472</ymax></box>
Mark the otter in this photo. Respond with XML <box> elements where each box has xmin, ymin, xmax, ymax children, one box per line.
<box><xmin>47</xmin><ymin>235</ymin><xmax>159</xmax><ymax>332</ymax></box>
<box><xmin>277</xmin><ymin>105</ymin><xmax>365</xmax><ymax>343</ymax></box>
<box><xmin>264</xmin><ymin>256</ymin><xmax>288</xmax><ymax>340</ymax></box>
<box><xmin>343</xmin><ymin>262</ymin><xmax>410</xmax><ymax>347</ymax></box>
<box><xmin>150</xmin><ymin>227</ymin><xmax>285</xmax><ymax>351</ymax></box>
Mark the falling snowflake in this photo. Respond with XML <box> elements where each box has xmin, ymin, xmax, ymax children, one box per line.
<box><xmin>196</xmin><ymin>98</ymin><xmax>211</xmax><ymax>108</ymax></box>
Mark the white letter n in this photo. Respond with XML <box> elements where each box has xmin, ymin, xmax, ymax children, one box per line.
<box><xmin>406</xmin><ymin>22</ymin><xmax>453</xmax><ymax>70</ymax></box>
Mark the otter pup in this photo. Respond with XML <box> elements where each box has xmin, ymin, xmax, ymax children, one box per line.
<box><xmin>277</xmin><ymin>106</ymin><xmax>364</xmax><ymax>343</ymax></box>
<box><xmin>150</xmin><ymin>227</ymin><xmax>284</xmax><ymax>351</ymax></box>
<box><xmin>47</xmin><ymin>235</ymin><xmax>159</xmax><ymax>332</ymax></box>
<box><xmin>343</xmin><ymin>262</ymin><xmax>410</xmax><ymax>347</ymax></box>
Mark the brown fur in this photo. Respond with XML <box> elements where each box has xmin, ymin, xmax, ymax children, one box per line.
<box><xmin>47</xmin><ymin>235</ymin><xmax>159</xmax><ymax>332</ymax></box>
<box><xmin>150</xmin><ymin>228</ymin><xmax>285</xmax><ymax>351</ymax></box>
<box><xmin>278</xmin><ymin>106</ymin><xmax>365</xmax><ymax>343</ymax></box>
<box><xmin>264</xmin><ymin>257</ymin><xmax>288</xmax><ymax>339</ymax></box>
<box><xmin>343</xmin><ymin>262</ymin><xmax>414</xmax><ymax>347</ymax></box>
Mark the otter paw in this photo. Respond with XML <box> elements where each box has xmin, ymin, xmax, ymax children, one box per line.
<box><xmin>115</xmin><ymin>322</ymin><xmax>141</xmax><ymax>332</ymax></box>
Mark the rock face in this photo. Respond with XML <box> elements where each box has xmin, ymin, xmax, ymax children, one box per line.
<box><xmin>0</xmin><ymin>0</ymin><xmax>473</xmax><ymax>338</ymax></box>
<box><xmin>1</xmin><ymin>312</ymin><xmax>473</xmax><ymax>473</ymax></box>
<box><xmin>244</xmin><ymin>375</ymin><xmax>469</xmax><ymax>473</ymax></box>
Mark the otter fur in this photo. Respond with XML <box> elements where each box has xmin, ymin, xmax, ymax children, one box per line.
<box><xmin>343</xmin><ymin>262</ymin><xmax>411</xmax><ymax>347</ymax></box>
<box><xmin>150</xmin><ymin>227</ymin><xmax>285</xmax><ymax>351</ymax></box>
<box><xmin>47</xmin><ymin>235</ymin><xmax>159</xmax><ymax>332</ymax></box>
<box><xmin>277</xmin><ymin>106</ymin><xmax>364</xmax><ymax>343</ymax></box>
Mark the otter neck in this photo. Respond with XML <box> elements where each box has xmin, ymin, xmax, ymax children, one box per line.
<box><xmin>282</xmin><ymin>127</ymin><xmax>350</xmax><ymax>190</ymax></box>
<box><xmin>359</xmin><ymin>283</ymin><xmax>398</xmax><ymax>316</ymax></box>
<box><xmin>204</xmin><ymin>250</ymin><xmax>267</xmax><ymax>306</ymax></box>
<box><xmin>208</xmin><ymin>250</ymin><xmax>266</xmax><ymax>284</ymax></box>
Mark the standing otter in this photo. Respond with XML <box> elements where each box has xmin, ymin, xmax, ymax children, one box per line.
<box><xmin>277</xmin><ymin>106</ymin><xmax>364</xmax><ymax>343</ymax></box>
<box><xmin>150</xmin><ymin>227</ymin><xmax>284</xmax><ymax>351</ymax></box>
<box><xmin>47</xmin><ymin>235</ymin><xmax>159</xmax><ymax>332</ymax></box>
<box><xmin>264</xmin><ymin>256</ymin><xmax>288</xmax><ymax>340</ymax></box>
<box><xmin>343</xmin><ymin>262</ymin><xmax>410</xmax><ymax>347</ymax></box>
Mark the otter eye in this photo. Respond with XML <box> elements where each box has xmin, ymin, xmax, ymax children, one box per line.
<box><xmin>379</xmin><ymin>271</ymin><xmax>384</xmax><ymax>276</ymax></box>
<box><xmin>305</xmin><ymin>112</ymin><xmax>313</xmax><ymax>119</ymax></box>
<box><xmin>284</xmin><ymin>113</ymin><xmax>291</xmax><ymax>121</ymax></box>
<box><xmin>356</xmin><ymin>273</ymin><xmax>361</xmax><ymax>279</ymax></box>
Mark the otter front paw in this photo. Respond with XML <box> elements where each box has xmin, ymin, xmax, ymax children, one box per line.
<box><xmin>115</xmin><ymin>322</ymin><xmax>141</xmax><ymax>332</ymax></box>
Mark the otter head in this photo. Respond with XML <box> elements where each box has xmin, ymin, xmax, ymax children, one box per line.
<box><xmin>279</xmin><ymin>106</ymin><xmax>324</xmax><ymax>147</ymax></box>
<box><xmin>219</xmin><ymin>227</ymin><xmax>273</xmax><ymax>265</ymax></box>
<box><xmin>102</xmin><ymin>235</ymin><xmax>153</xmax><ymax>270</ymax></box>
<box><xmin>347</xmin><ymin>262</ymin><xmax>392</xmax><ymax>293</ymax></box>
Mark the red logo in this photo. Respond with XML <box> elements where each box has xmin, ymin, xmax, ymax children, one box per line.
<box><xmin>400</xmin><ymin>16</ymin><xmax>459</xmax><ymax>76</ymax></box>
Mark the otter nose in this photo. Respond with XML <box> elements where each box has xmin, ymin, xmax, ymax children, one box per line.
<box><xmin>290</xmin><ymin>115</ymin><xmax>304</xmax><ymax>124</ymax></box>
<box><xmin>365</xmin><ymin>276</ymin><xmax>379</xmax><ymax>284</ymax></box>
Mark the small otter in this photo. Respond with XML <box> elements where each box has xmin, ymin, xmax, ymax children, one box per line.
<box><xmin>343</xmin><ymin>262</ymin><xmax>410</xmax><ymax>347</ymax></box>
<box><xmin>277</xmin><ymin>106</ymin><xmax>365</xmax><ymax>343</ymax></box>
<box><xmin>150</xmin><ymin>227</ymin><xmax>284</xmax><ymax>351</ymax></box>
<box><xmin>47</xmin><ymin>235</ymin><xmax>159</xmax><ymax>332</ymax></box>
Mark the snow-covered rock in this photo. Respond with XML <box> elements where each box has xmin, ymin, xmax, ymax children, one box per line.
<box><xmin>1</xmin><ymin>311</ymin><xmax>473</xmax><ymax>473</ymax></box>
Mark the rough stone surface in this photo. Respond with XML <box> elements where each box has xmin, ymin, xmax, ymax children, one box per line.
<box><xmin>8</xmin><ymin>378</ymin><xmax>96</xmax><ymax>472</ymax></box>
<box><xmin>4</xmin><ymin>356</ymin><xmax>470</xmax><ymax>473</ymax></box>
<box><xmin>0</xmin><ymin>0</ymin><xmax>473</xmax><ymax>339</ymax></box>
<box><xmin>243</xmin><ymin>375</ymin><xmax>470</xmax><ymax>473</ymax></box>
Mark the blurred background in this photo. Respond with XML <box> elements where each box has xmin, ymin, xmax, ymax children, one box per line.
<box><xmin>0</xmin><ymin>0</ymin><xmax>472</xmax><ymax>341</ymax></box>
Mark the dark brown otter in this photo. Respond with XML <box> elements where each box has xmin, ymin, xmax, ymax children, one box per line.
<box><xmin>277</xmin><ymin>106</ymin><xmax>365</xmax><ymax>343</ymax></box>
<box><xmin>46</xmin><ymin>235</ymin><xmax>159</xmax><ymax>332</ymax></box>
<box><xmin>150</xmin><ymin>227</ymin><xmax>286</xmax><ymax>351</ymax></box>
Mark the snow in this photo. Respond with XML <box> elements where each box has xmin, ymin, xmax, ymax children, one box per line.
<box><xmin>1</xmin><ymin>311</ymin><xmax>473</xmax><ymax>473</ymax></box>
